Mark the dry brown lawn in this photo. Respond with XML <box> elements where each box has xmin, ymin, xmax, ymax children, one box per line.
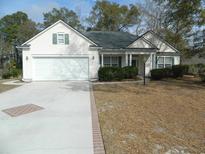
<box><xmin>93</xmin><ymin>79</ymin><xmax>205</xmax><ymax>154</ymax></box>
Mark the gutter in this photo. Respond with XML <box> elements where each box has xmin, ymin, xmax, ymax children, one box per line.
<box><xmin>16</xmin><ymin>44</ymin><xmax>30</xmax><ymax>49</ymax></box>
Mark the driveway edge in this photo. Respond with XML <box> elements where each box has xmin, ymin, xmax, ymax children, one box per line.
<box><xmin>90</xmin><ymin>83</ymin><xmax>106</xmax><ymax>154</ymax></box>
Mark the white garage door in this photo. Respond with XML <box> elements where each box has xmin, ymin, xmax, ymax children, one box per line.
<box><xmin>33</xmin><ymin>57</ymin><xmax>89</xmax><ymax>81</ymax></box>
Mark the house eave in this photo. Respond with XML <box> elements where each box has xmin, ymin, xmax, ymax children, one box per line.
<box><xmin>156</xmin><ymin>52</ymin><xmax>181</xmax><ymax>56</ymax></box>
<box><xmin>89</xmin><ymin>45</ymin><xmax>103</xmax><ymax>50</ymax></box>
<box><xmin>99</xmin><ymin>48</ymin><xmax>157</xmax><ymax>54</ymax></box>
<box><xmin>16</xmin><ymin>45</ymin><xmax>30</xmax><ymax>49</ymax></box>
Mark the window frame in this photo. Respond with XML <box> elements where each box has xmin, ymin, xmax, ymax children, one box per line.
<box><xmin>104</xmin><ymin>57</ymin><xmax>111</xmax><ymax>67</ymax></box>
<box><xmin>164</xmin><ymin>57</ymin><xmax>173</xmax><ymax>68</ymax></box>
<box><xmin>57</xmin><ymin>33</ymin><xmax>65</xmax><ymax>45</ymax></box>
<box><xmin>103</xmin><ymin>56</ymin><xmax>120</xmax><ymax>67</ymax></box>
<box><xmin>157</xmin><ymin>56</ymin><xmax>174</xmax><ymax>68</ymax></box>
<box><xmin>111</xmin><ymin>57</ymin><xmax>119</xmax><ymax>67</ymax></box>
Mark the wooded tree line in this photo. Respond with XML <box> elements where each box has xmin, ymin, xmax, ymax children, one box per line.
<box><xmin>0</xmin><ymin>0</ymin><xmax>205</xmax><ymax>56</ymax></box>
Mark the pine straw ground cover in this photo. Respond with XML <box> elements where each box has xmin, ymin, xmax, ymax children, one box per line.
<box><xmin>93</xmin><ymin>80</ymin><xmax>205</xmax><ymax>154</ymax></box>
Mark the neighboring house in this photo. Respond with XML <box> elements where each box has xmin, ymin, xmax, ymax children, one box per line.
<box><xmin>18</xmin><ymin>20</ymin><xmax>180</xmax><ymax>81</ymax></box>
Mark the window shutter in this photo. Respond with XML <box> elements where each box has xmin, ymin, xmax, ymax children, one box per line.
<box><xmin>65</xmin><ymin>34</ymin><xmax>69</xmax><ymax>44</ymax></box>
<box><xmin>53</xmin><ymin>33</ymin><xmax>57</xmax><ymax>44</ymax></box>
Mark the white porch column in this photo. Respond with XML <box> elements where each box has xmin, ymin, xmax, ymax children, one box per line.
<box><xmin>101</xmin><ymin>54</ymin><xmax>104</xmax><ymax>67</ymax></box>
<box><xmin>125</xmin><ymin>53</ymin><xmax>128</xmax><ymax>66</ymax></box>
<box><xmin>129</xmin><ymin>54</ymin><xmax>132</xmax><ymax>66</ymax></box>
<box><xmin>152</xmin><ymin>54</ymin><xmax>156</xmax><ymax>69</ymax></box>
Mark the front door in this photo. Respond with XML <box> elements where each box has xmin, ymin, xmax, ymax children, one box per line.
<box><xmin>132</xmin><ymin>60</ymin><xmax>136</xmax><ymax>67</ymax></box>
<box><xmin>132</xmin><ymin>59</ymin><xmax>138</xmax><ymax>67</ymax></box>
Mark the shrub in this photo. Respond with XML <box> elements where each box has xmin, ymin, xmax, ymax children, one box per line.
<box><xmin>98</xmin><ymin>67</ymin><xmax>113</xmax><ymax>81</ymax></box>
<box><xmin>172</xmin><ymin>65</ymin><xmax>189</xmax><ymax>78</ymax></box>
<box><xmin>2</xmin><ymin>72</ymin><xmax>11</xmax><ymax>79</ymax></box>
<box><xmin>10</xmin><ymin>68</ymin><xmax>21</xmax><ymax>77</ymax></box>
<box><xmin>98</xmin><ymin>67</ymin><xmax>123</xmax><ymax>81</ymax></box>
<box><xmin>151</xmin><ymin>69</ymin><xmax>165</xmax><ymax>80</ymax></box>
<box><xmin>98</xmin><ymin>66</ymin><xmax>138</xmax><ymax>81</ymax></box>
<box><xmin>163</xmin><ymin>67</ymin><xmax>173</xmax><ymax>77</ymax></box>
<box><xmin>187</xmin><ymin>64</ymin><xmax>205</xmax><ymax>75</ymax></box>
<box><xmin>184</xmin><ymin>65</ymin><xmax>189</xmax><ymax>74</ymax></box>
<box><xmin>1</xmin><ymin>60</ymin><xmax>21</xmax><ymax>79</ymax></box>
<box><xmin>122</xmin><ymin>66</ymin><xmax>138</xmax><ymax>79</ymax></box>
<box><xmin>151</xmin><ymin>68</ymin><xmax>173</xmax><ymax>80</ymax></box>
<box><xmin>112</xmin><ymin>67</ymin><xmax>124</xmax><ymax>81</ymax></box>
<box><xmin>188</xmin><ymin>64</ymin><xmax>198</xmax><ymax>75</ymax></box>
<box><xmin>197</xmin><ymin>63</ymin><xmax>205</xmax><ymax>74</ymax></box>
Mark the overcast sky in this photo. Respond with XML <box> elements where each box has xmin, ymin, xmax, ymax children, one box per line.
<box><xmin>0</xmin><ymin>0</ymin><xmax>142</xmax><ymax>23</ymax></box>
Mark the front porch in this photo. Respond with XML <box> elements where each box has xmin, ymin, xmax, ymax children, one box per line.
<box><xmin>99</xmin><ymin>49</ymin><xmax>156</xmax><ymax>76</ymax></box>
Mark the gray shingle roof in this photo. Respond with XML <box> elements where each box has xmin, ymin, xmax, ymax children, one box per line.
<box><xmin>84</xmin><ymin>31</ymin><xmax>138</xmax><ymax>48</ymax></box>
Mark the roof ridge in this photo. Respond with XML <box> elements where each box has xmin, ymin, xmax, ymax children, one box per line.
<box><xmin>85</xmin><ymin>31</ymin><xmax>137</xmax><ymax>36</ymax></box>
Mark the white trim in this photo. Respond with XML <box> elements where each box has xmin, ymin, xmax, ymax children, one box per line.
<box><xmin>101</xmin><ymin>54</ymin><xmax>104</xmax><ymax>67</ymax></box>
<box><xmin>103</xmin><ymin>56</ymin><xmax>120</xmax><ymax>67</ymax></box>
<box><xmin>22</xmin><ymin>20</ymin><xmax>97</xmax><ymax>46</ymax></box>
<box><xmin>144</xmin><ymin>31</ymin><xmax>180</xmax><ymax>53</ymax></box>
<box><xmin>129</xmin><ymin>54</ymin><xmax>132</xmax><ymax>66</ymax></box>
<box><xmin>127</xmin><ymin>37</ymin><xmax>156</xmax><ymax>48</ymax></box>
<box><xmin>16</xmin><ymin>46</ymin><xmax>30</xmax><ymax>49</ymax></box>
<box><xmin>152</xmin><ymin>54</ymin><xmax>156</xmax><ymax>69</ymax></box>
<box><xmin>32</xmin><ymin>54</ymin><xmax>89</xmax><ymax>58</ymax></box>
<box><xmin>100</xmin><ymin>51</ymin><xmax>156</xmax><ymax>55</ymax></box>
<box><xmin>141</xmin><ymin>37</ymin><xmax>158</xmax><ymax>48</ymax></box>
<box><xmin>125</xmin><ymin>53</ymin><xmax>128</xmax><ymax>66</ymax></box>
<box><xmin>157</xmin><ymin>56</ymin><xmax>174</xmax><ymax>68</ymax></box>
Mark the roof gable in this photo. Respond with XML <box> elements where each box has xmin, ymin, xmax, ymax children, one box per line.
<box><xmin>142</xmin><ymin>30</ymin><xmax>179</xmax><ymax>53</ymax></box>
<box><xmin>22</xmin><ymin>20</ymin><xmax>97</xmax><ymax>46</ymax></box>
<box><xmin>128</xmin><ymin>36</ymin><xmax>157</xmax><ymax>49</ymax></box>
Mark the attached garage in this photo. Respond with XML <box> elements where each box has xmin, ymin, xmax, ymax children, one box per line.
<box><xmin>32</xmin><ymin>57</ymin><xmax>89</xmax><ymax>81</ymax></box>
<box><xmin>20</xmin><ymin>20</ymin><xmax>99</xmax><ymax>82</ymax></box>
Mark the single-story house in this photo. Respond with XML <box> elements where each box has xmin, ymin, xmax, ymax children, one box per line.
<box><xmin>18</xmin><ymin>20</ymin><xmax>180</xmax><ymax>81</ymax></box>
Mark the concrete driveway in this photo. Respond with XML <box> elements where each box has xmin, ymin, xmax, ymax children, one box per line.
<box><xmin>0</xmin><ymin>81</ymin><xmax>93</xmax><ymax>154</ymax></box>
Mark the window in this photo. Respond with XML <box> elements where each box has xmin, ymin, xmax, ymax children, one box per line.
<box><xmin>157</xmin><ymin>57</ymin><xmax>164</xmax><ymax>68</ymax></box>
<box><xmin>111</xmin><ymin>57</ymin><xmax>119</xmax><ymax>67</ymax></box>
<box><xmin>157</xmin><ymin>56</ymin><xmax>174</xmax><ymax>68</ymax></box>
<box><xmin>53</xmin><ymin>33</ymin><xmax>69</xmax><ymax>45</ymax></box>
<box><xmin>165</xmin><ymin>57</ymin><xmax>173</xmax><ymax>68</ymax></box>
<box><xmin>57</xmin><ymin>33</ymin><xmax>65</xmax><ymax>44</ymax></box>
<box><xmin>104</xmin><ymin>57</ymin><xmax>111</xmax><ymax>67</ymax></box>
<box><xmin>103</xmin><ymin>56</ymin><xmax>120</xmax><ymax>67</ymax></box>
